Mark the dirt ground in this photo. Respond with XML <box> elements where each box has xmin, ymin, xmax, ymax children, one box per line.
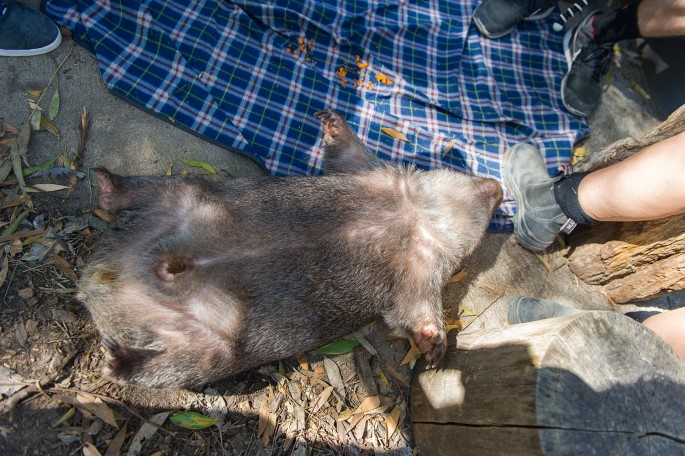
<box><xmin>0</xmin><ymin>7</ymin><xmax>680</xmax><ymax>456</ymax></box>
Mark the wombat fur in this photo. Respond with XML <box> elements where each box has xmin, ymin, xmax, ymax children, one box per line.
<box><xmin>79</xmin><ymin>109</ymin><xmax>502</xmax><ymax>389</ymax></box>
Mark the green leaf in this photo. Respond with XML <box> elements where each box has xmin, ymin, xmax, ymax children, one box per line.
<box><xmin>179</xmin><ymin>158</ymin><xmax>217</xmax><ymax>174</ymax></box>
<box><xmin>22</xmin><ymin>154</ymin><xmax>60</xmax><ymax>177</ymax></box>
<box><xmin>48</xmin><ymin>87</ymin><xmax>60</xmax><ymax>120</ymax></box>
<box><xmin>313</xmin><ymin>338</ymin><xmax>359</xmax><ymax>355</ymax></box>
<box><xmin>169</xmin><ymin>411</ymin><xmax>218</xmax><ymax>430</ymax></box>
<box><xmin>1</xmin><ymin>210</ymin><xmax>28</xmax><ymax>238</ymax></box>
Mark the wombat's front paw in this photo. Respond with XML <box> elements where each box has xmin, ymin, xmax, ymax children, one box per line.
<box><xmin>314</xmin><ymin>109</ymin><xmax>347</xmax><ymax>144</ymax></box>
<box><xmin>413</xmin><ymin>325</ymin><xmax>446</xmax><ymax>368</ymax></box>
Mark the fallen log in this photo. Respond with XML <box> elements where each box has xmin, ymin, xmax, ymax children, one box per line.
<box><xmin>565</xmin><ymin>104</ymin><xmax>685</xmax><ymax>303</ymax></box>
<box><xmin>411</xmin><ymin>311</ymin><xmax>685</xmax><ymax>455</ymax></box>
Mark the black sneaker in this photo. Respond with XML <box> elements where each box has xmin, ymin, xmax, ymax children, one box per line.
<box><xmin>502</xmin><ymin>143</ymin><xmax>569</xmax><ymax>252</ymax></box>
<box><xmin>0</xmin><ymin>1</ymin><xmax>61</xmax><ymax>57</ymax></box>
<box><xmin>508</xmin><ymin>296</ymin><xmax>582</xmax><ymax>324</ymax></box>
<box><xmin>473</xmin><ymin>0</ymin><xmax>557</xmax><ymax>39</ymax></box>
<box><xmin>561</xmin><ymin>12</ymin><xmax>614</xmax><ymax>117</ymax></box>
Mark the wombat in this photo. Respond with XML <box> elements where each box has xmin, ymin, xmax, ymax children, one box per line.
<box><xmin>79</xmin><ymin>109</ymin><xmax>502</xmax><ymax>389</ymax></box>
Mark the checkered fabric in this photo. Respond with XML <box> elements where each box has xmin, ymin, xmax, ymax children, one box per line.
<box><xmin>43</xmin><ymin>0</ymin><xmax>589</xmax><ymax>230</ymax></box>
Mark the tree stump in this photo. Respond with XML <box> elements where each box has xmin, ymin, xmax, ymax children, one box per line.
<box><xmin>565</xmin><ymin>104</ymin><xmax>685</xmax><ymax>303</ymax></box>
<box><xmin>411</xmin><ymin>311</ymin><xmax>685</xmax><ymax>455</ymax></box>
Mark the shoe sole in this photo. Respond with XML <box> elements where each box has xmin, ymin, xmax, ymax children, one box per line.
<box><xmin>0</xmin><ymin>32</ymin><xmax>62</xmax><ymax>57</ymax></box>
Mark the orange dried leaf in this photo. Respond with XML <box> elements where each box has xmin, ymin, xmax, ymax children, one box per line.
<box><xmin>94</xmin><ymin>208</ymin><xmax>114</xmax><ymax>223</ymax></box>
<box><xmin>399</xmin><ymin>339</ymin><xmax>421</xmax><ymax>367</ymax></box>
<box><xmin>381</xmin><ymin>127</ymin><xmax>409</xmax><ymax>142</ymax></box>
<box><xmin>53</xmin><ymin>253</ymin><xmax>78</xmax><ymax>283</ymax></box>
<box><xmin>447</xmin><ymin>269</ymin><xmax>467</xmax><ymax>283</ymax></box>
<box><xmin>442</xmin><ymin>139</ymin><xmax>455</xmax><ymax>158</ymax></box>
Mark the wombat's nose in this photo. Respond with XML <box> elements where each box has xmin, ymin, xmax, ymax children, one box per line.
<box><xmin>477</xmin><ymin>177</ymin><xmax>503</xmax><ymax>208</ymax></box>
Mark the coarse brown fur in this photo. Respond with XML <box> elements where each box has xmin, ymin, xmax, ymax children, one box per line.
<box><xmin>78</xmin><ymin>109</ymin><xmax>502</xmax><ymax>388</ymax></box>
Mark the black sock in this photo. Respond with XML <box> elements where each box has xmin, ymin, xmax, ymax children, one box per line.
<box><xmin>625</xmin><ymin>310</ymin><xmax>662</xmax><ymax>323</ymax></box>
<box><xmin>553</xmin><ymin>172</ymin><xmax>596</xmax><ymax>225</ymax></box>
<box><xmin>593</xmin><ymin>1</ymin><xmax>642</xmax><ymax>44</ymax></box>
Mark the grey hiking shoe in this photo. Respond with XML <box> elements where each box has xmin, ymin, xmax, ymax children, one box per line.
<box><xmin>503</xmin><ymin>143</ymin><xmax>570</xmax><ymax>252</ymax></box>
<box><xmin>473</xmin><ymin>0</ymin><xmax>557</xmax><ymax>39</ymax></box>
<box><xmin>508</xmin><ymin>297</ymin><xmax>582</xmax><ymax>324</ymax></box>
<box><xmin>561</xmin><ymin>12</ymin><xmax>614</xmax><ymax>117</ymax></box>
<box><xmin>0</xmin><ymin>1</ymin><xmax>61</xmax><ymax>57</ymax></box>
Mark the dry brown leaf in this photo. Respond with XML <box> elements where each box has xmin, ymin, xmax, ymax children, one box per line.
<box><xmin>93</xmin><ymin>208</ymin><xmax>114</xmax><ymax>223</ymax></box>
<box><xmin>447</xmin><ymin>268</ymin><xmax>467</xmax><ymax>283</ymax></box>
<box><xmin>104</xmin><ymin>421</ymin><xmax>128</xmax><ymax>456</ymax></box>
<box><xmin>354</xmin><ymin>395</ymin><xmax>381</xmax><ymax>414</ymax></box>
<box><xmin>127</xmin><ymin>411</ymin><xmax>169</xmax><ymax>456</ymax></box>
<box><xmin>76</xmin><ymin>392</ymin><xmax>119</xmax><ymax>429</ymax></box>
<box><xmin>381</xmin><ymin>127</ymin><xmax>409</xmax><ymax>142</ymax></box>
<box><xmin>0</xmin><ymin>255</ymin><xmax>11</xmax><ymax>289</ymax></box>
<box><xmin>82</xmin><ymin>442</ymin><xmax>102</xmax><ymax>456</ymax></box>
<box><xmin>442</xmin><ymin>139</ymin><xmax>455</xmax><ymax>158</ymax></box>
<box><xmin>262</xmin><ymin>411</ymin><xmax>277</xmax><ymax>446</ymax></box>
<box><xmin>385</xmin><ymin>404</ymin><xmax>400</xmax><ymax>440</ymax></box>
<box><xmin>256</xmin><ymin>397</ymin><xmax>269</xmax><ymax>438</ymax></box>
<box><xmin>53</xmin><ymin>253</ymin><xmax>78</xmax><ymax>283</ymax></box>
<box><xmin>399</xmin><ymin>340</ymin><xmax>421</xmax><ymax>367</ymax></box>
<box><xmin>311</xmin><ymin>385</ymin><xmax>334</xmax><ymax>413</ymax></box>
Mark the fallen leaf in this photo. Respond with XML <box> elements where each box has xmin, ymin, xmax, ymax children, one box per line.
<box><xmin>93</xmin><ymin>208</ymin><xmax>114</xmax><ymax>223</ymax></box>
<box><xmin>179</xmin><ymin>158</ymin><xmax>217</xmax><ymax>174</ymax></box>
<box><xmin>22</xmin><ymin>153</ymin><xmax>60</xmax><ymax>177</ymax></box>
<box><xmin>76</xmin><ymin>392</ymin><xmax>119</xmax><ymax>429</ymax></box>
<box><xmin>296</xmin><ymin>352</ymin><xmax>310</xmax><ymax>371</ymax></box>
<box><xmin>53</xmin><ymin>253</ymin><xmax>78</xmax><ymax>283</ymax></box>
<box><xmin>311</xmin><ymin>385</ymin><xmax>334</xmax><ymax>413</ymax></box>
<box><xmin>30</xmin><ymin>110</ymin><xmax>42</xmax><ymax>131</ymax></box>
<box><xmin>52</xmin><ymin>407</ymin><xmax>76</xmax><ymax>428</ymax></box>
<box><xmin>399</xmin><ymin>339</ymin><xmax>421</xmax><ymax>367</ymax></box>
<box><xmin>314</xmin><ymin>338</ymin><xmax>359</xmax><ymax>355</ymax></box>
<box><xmin>353</xmin><ymin>395</ymin><xmax>381</xmax><ymax>414</ymax></box>
<box><xmin>25</xmin><ymin>89</ymin><xmax>43</xmax><ymax>97</ymax></box>
<box><xmin>104</xmin><ymin>421</ymin><xmax>127</xmax><ymax>456</ymax></box>
<box><xmin>262</xmin><ymin>411</ymin><xmax>277</xmax><ymax>446</ymax></box>
<box><xmin>31</xmin><ymin>183</ymin><xmax>69</xmax><ymax>192</ymax></box>
<box><xmin>169</xmin><ymin>411</ymin><xmax>217</xmax><ymax>430</ymax></box>
<box><xmin>40</xmin><ymin>115</ymin><xmax>60</xmax><ymax>138</ymax></box>
<box><xmin>82</xmin><ymin>442</ymin><xmax>102</xmax><ymax>456</ymax></box>
<box><xmin>442</xmin><ymin>139</ymin><xmax>455</xmax><ymax>158</ymax></box>
<box><xmin>2</xmin><ymin>210</ymin><xmax>28</xmax><ymax>238</ymax></box>
<box><xmin>0</xmin><ymin>255</ymin><xmax>8</xmax><ymax>289</ymax></box>
<box><xmin>381</xmin><ymin>127</ymin><xmax>409</xmax><ymax>142</ymax></box>
<box><xmin>385</xmin><ymin>404</ymin><xmax>400</xmax><ymax>439</ymax></box>
<box><xmin>447</xmin><ymin>269</ymin><xmax>467</xmax><ymax>283</ymax></box>
<box><xmin>256</xmin><ymin>397</ymin><xmax>269</xmax><ymax>437</ymax></box>
<box><xmin>126</xmin><ymin>411</ymin><xmax>169</xmax><ymax>456</ymax></box>
<box><xmin>48</xmin><ymin>86</ymin><xmax>60</xmax><ymax>120</ymax></box>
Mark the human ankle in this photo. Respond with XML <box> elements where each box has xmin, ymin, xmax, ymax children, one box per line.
<box><xmin>553</xmin><ymin>171</ymin><xmax>596</xmax><ymax>230</ymax></box>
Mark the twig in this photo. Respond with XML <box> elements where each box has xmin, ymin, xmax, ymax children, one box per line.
<box><xmin>460</xmin><ymin>286</ymin><xmax>505</xmax><ymax>332</ymax></box>
<box><xmin>23</xmin><ymin>44</ymin><xmax>75</xmax><ymax>125</ymax></box>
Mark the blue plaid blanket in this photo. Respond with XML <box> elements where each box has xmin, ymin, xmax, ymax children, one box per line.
<box><xmin>43</xmin><ymin>0</ymin><xmax>588</xmax><ymax>230</ymax></box>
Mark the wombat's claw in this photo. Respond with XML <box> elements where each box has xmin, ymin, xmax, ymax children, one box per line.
<box><xmin>314</xmin><ymin>109</ymin><xmax>347</xmax><ymax>143</ymax></box>
<box><xmin>414</xmin><ymin>325</ymin><xmax>447</xmax><ymax>368</ymax></box>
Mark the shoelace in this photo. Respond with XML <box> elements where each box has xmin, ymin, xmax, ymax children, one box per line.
<box><xmin>573</xmin><ymin>41</ymin><xmax>613</xmax><ymax>82</ymax></box>
<box><xmin>553</xmin><ymin>0</ymin><xmax>592</xmax><ymax>32</ymax></box>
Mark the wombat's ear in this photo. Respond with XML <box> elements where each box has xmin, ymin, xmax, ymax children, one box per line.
<box><xmin>91</xmin><ymin>167</ymin><xmax>136</xmax><ymax>213</ymax></box>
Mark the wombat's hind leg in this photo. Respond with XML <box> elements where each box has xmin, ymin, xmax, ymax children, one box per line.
<box><xmin>314</xmin><ymin>109</ymin><xmax>382</xmax><ymax>174</ymax></box>
<box><xmin>413</xmin><ymin>324</ymin><xmax>447</xmax><ymax>368</ymax></box>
